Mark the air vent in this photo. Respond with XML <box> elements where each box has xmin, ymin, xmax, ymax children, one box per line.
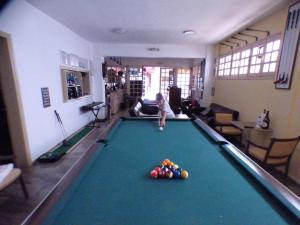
<box><xmin>147</xmin><ymin>47</ymin><xmax>160</xmax><ymax>52</ymax></box>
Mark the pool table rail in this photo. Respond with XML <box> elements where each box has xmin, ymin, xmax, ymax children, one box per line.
<box><xmin>193</xmin><ymin>118</ymin><xmax>229</xmax><ymax>145</ymax></box>
<box><xmin>192</xmin><ymin>118</ymin><xmax>300</xmax><ymax>219</ymax></box>
<box><xmin>223</xmin><ymin>144</ymin><xmax>300</xmax><ymax>219</ymax></box>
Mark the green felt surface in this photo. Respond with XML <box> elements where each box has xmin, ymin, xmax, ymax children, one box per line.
<box><xmin>42</xmin><ymin>120</ymin><xmax>298</xmax><ymax>225</ymax></box>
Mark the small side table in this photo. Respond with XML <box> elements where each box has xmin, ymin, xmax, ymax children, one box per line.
<box><xmin>230</xmin><ymin>121</ymin><xmax>273</xmax><ymax>147</ymax></box>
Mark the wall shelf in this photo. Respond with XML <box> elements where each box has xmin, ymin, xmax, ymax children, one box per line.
<box><xmin>61</xmin><ymin>68</ymin><xmax>91</xmax><ymax>102</ymax></box>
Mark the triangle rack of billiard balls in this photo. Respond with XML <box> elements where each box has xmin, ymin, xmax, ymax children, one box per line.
<box><xmin>150</xmin><ymin>159</ymin><xmax>189</xmax><ymax>179</ymax></box>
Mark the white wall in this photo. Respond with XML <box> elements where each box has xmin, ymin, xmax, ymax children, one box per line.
<box><xmin>0</xmin><ymin>0</ymin><xmax>104</xmax><ymax>161</ymax></box>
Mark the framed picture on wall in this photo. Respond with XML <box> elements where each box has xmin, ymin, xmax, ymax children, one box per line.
<box><xmin>275</xmin><ymin>1</ymin><xmax>300</xmax><ymax>89</ymax></box>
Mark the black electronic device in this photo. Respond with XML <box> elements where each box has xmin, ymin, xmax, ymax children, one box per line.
<box><xmin>102</xmin><ymin>62</ymin><xmax>107</xmax><ymax>78</ymax></box>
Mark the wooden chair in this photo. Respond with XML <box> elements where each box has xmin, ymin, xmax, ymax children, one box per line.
<box><xmin>0</xmin><ymin>155</ymin><xmax>28</xmax><ymax>198</ymax></box>
<box><xmin>214</xmin><ymin>113</ymin><xmax>242</xmax><ymax>141</ymax></box>
<box><xmin>246</xmin><ymin>137</ymin><xmax>300</xmax><ymax>178</ymax></box>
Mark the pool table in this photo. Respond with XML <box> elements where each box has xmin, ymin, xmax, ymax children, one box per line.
<box><xmin>40</xmin><ymin>118</ymin><xmax>300</xmax><ymax>225</ymax></box>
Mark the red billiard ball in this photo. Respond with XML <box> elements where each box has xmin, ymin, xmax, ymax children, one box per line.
<box><xmin>155</xmin><ymin>167</ymin><xmax>162</xmax><ymax>173</ymax></box>
<box><xmin>150</xmin><ymin>170</ymin><xmax>158</xmax><ymax>178</ymax></box>
<box><xmin>158</xmin><ymin>170</ymin><xmax>166</xmax><ymax>178</ymax></box>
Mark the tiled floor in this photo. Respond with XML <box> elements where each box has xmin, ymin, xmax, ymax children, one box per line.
<box><xmin>0</xmin><ymin>112</ymin><xmax>299</xmax><ymax>225</ymax></box>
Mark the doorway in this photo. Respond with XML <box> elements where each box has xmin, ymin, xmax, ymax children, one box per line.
<box><xmin>0</xmin><ymin>32</ymin><xmax>31</xmax><ymax>167</ymax></box>
<box><xmin>0</xmin><ymin>83</ymin><xmax>13</xmax><ymax>156</ymax></box>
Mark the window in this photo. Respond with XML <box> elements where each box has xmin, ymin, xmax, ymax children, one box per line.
<box><xmin>231</xmin><ymin>52</ymin><xmax>240</xmax><ymax>75</ymax></box>
<box><xmin>224</xmin><ymin>55</ymin><xmax>232</xmax><ymax>76</ymax></box>
<box><xmin>127</xmin><ymin>67</ymin><xmax>145</xmax><ymax>97</ymax></box>
<box><xmin>250</xmin><ymin>45</ymin><xmax>264</xmax><ymax>74</ymax></box>
<box><xmin>262</xmin><ymin>39</ymin><xmax>280</xmax><ymax>73</ymax></box>
<box><xmin>239</xmin><ymin>49</ymin><xmax>250</xmax><ymax>75</ymax></box>
<box><xmin>218</xmin><ymin>57</ymin><xmax>225</xmax><ymax>76</ymax></box>
<box><xmin>160</xmin><ymin>68</ymin><xmax>174</xmax><ymax>96</ymax></box>
<box><xmin>177</xmin><ymin>68</ymin><xmax>190</xmax><ymax>98</ymax></box>
<box><xmin>216</xmin><ymin>34</ymin><xmax>281</xmax><ymax>79</ymax></box>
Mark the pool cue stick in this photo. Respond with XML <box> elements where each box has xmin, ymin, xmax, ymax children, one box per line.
<box><xmin>54</xmin><ymin>110</ymin><xmax>71</xmax><ymax>146</ymax></box>
<box><xmin>158</xmin><ymin>112</ymin><xmax>161</xmax><ymax>127</ymax></box>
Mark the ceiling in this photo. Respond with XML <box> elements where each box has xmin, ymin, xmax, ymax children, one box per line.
<box><xmin>27</xmin><ymin>0</ymin><xmax>290</xmax><ymax>45</ymax></box>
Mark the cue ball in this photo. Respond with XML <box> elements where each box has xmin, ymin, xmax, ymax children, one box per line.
<box><xmin>159</xmin><ymin>127</ymin><xmax>163</xmax><ymax>131</ymax></box>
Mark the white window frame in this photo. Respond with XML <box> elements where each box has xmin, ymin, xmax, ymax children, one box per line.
<box><xmin>215</xmin><ymin>33</ymin><xmax>281</xmax><ymax>80</ymax></box>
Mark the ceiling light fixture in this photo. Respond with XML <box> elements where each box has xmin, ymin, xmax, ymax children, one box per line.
<box><xmin>182</xmin><ymin>30</ymin><xmax>196</xmax><ymax>35</ymax></box>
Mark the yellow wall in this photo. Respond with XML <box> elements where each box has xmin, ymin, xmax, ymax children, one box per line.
<box><xmin>213</xmin><ymin>4</ymin><xmax>300</xmax><ymax>183</ymax></box>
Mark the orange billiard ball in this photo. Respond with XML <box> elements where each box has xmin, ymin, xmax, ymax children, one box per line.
<box><xmin>181</xmin><ymin>170</ymin><xmax>189</xmax><ymax>179</ymax></box>
<box><xmin>162</xmin><ymin>161</ymin><xmax>168</xmax><ymax>166</ymax></box>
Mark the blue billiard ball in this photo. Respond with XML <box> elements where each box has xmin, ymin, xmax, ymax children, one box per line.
<box><xmin>173</xmin><ymin>170</ymin><xmax>181</xmax><ymax>178</ymax></box>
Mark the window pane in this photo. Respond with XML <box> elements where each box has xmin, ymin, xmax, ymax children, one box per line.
<box><xmin>270</xmin><ymin>63</ymin><xmax>276</xmax><ymax>72</ymax></box>
<box><xmin>220</xmin><ymin>57</ymin><xmax>225</xmax><ymax>63</ymax></box>
<box><xmin>250</xmin><ymin>66</ymin><xmax>255</xmax><ymax>73</ymax></box>
<box><xmin>263</xmin><ymin>64</ymin><xmax>270</xmax><ymax>72</ymax></box>
<box><xmin>265</xmin><ymin>53</ymin><xmax>271</xmax><ymax>62</ymax></box>
<box><xmin>256</xmin><ymin>56</ymin><xmax>262</xmax><ymax>64</ymax></box>
<box><xmin>259</xmin><ymin>46</ymin><xmax>264</xmax><ymax>54</ymax></box>
<box><xmin>245</xmin><ymin>49</ymin><xmax>251</xmax><ymax>57</ymax></box>
<box><xmin>244</xmin><ymin>58</ymin><xmax>249</xmax><ymax>65</ymax></box>
<box><xmin>240</xmin><ymin>67</ymin><xmax>248</xmax><ymax>74</ymax></box>
<box><xmin>251</xmin><ymin>56</ymin><xmax>256</xmax><ymax>64</ymax></box>
<box><xmin>271</xmin><ymin>51</ymin><xmax>278</xmax><ymax>61</ymax></box>
<box><xmin>252</xmin><ymin>47</ymin><xmax>258</xmax><ymax>55</ymax></box>
<box><xmin>233</xmin><ymin>52</ymin><xmax>240</xmax><ymax>60</ymax></box>
<box><xmin>240</xmin><ymin>59</ymin><xmax>244</xmax><ymax>66</ymax></box>
<box><xmin>226</xmin><ymin>55</ymin><xmax>232</xmax><ymax>61</ymax></box>
<box><xmin>273</xmin><ymin>40</ymin><xmax>280</xmax><ymax>50</ymax></box>
<box><xmin>266</xmin><ymin>42</ymin><xmax>273</xmax><ymax>52</ymax></box>
<box><xmin>255</xmin><ymin>65</ymin><xmax>260</xmax><ymax>73</ymax></box>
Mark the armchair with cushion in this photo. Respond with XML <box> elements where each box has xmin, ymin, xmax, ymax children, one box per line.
<box><xmin>214</xmin><ymin>113</ymin><xmax>242</xmax><ymax>141</ymax></box>
<box><xmin>246</xmin><ymin>137</ymin><xmax>300</xmax><ymax>178</ymax></box>
<box><xmin>0</xmin><ymin>155</ymin><xmax>28</xmax><ymax>198</ymax></box>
